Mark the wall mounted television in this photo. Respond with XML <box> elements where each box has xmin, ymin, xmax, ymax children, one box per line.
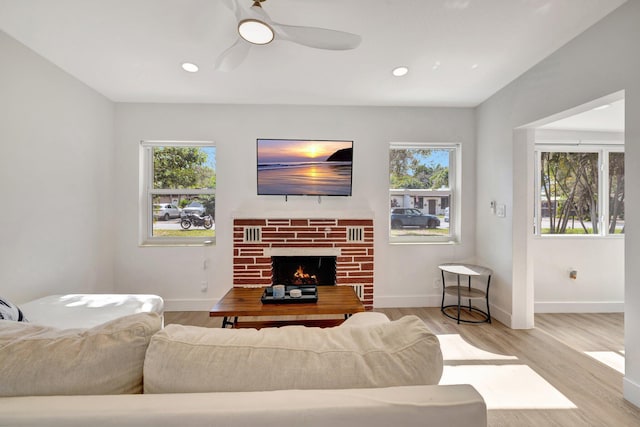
<box><xmin>257</xmin><ymin>139</ymin><xmax>353</xmax><ymax>196</ymax></box>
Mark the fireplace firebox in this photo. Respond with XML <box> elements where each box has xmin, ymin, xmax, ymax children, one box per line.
<box><xmin>272</xmin><ymin>256</ymin><xmax>337</xmax><ymax>286</ymax></box>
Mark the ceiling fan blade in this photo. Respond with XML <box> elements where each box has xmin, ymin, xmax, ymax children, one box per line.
<box><xmin>220</xmin><ymin>0</ymin><xmax>244</xmax><ymax>21</ymax></box>
<box><xmin>273</xmin><ymin>23</ymin><xmax>361</xmax><ymax>50</ymax></box>
<box><xmin>214</xmin><ymin>38</ymin><xmax>252</xmax><ymax>71</ymax></box>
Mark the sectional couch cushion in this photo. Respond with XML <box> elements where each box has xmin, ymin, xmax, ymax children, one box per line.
<box><xmin>339</xmin><ymin>311</ymin><xmax>390</xmax><ymax>327</ymax></box>
<box><xmin>0</xmin><ymin>312</ymin><xmax>162</xmax><ymax>397</ymax></box>
<box><xmin>19</xmin><ymin>294</ymin><xmax>165</xmax><ymax>329</ymax></box>
<box><xmin>143</xmin><ymin>314</ymin><xmax>443</xmax><ymax>393</ymax></box>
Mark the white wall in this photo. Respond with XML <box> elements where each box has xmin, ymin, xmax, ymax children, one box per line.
<box><xmin>533</xmin><ymin>238</ymin><xmax>624</xmax><ymax>312</ymax></box>
<box><xmin>0</xmin><ymin>31</ymin><xmax>116</xmax><ymax>303</ymax></box>
<box><xmin>475</xmin><ymin>0</ymin><xmax>640</xmax><ymax>406</ymax></box>
<box><xmin>114</xmin><ymin>104</ymin><xmax>476</xmax><ymax>310</ymax></box>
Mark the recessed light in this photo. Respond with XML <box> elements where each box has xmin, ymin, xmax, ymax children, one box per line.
<box><xmin>392</xmin><ymin>66</ymin><xmax>409</xmax><ymax>77</ymax></box>
<box><xmin>471</xmin><ymin>63</ymin><xmax>479</xmax><ymax>70</ymax></box>
<box><xmin>181</xmin><ymin>62</ymin><xmax>199</xmax><ymax>73</ymax></box>
<box><xmin>432</xmin><ymin>61</ymin><xmax>441</xmax><ymax>70</ymax></box>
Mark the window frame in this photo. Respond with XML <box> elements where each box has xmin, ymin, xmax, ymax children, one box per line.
<box><xmin>534</xmin><ymin>144</ymin><xmax>624</xmax><ymax>238</ymax></box>
<box><xmin>388</xmin><ymin>142</ymin><xmax>461</xmax><ymax>244</ymax></box>
<box><xmin>139</xmin><ymin>140</ymin><xmax>216</xmax><ymax>247</ymax></box>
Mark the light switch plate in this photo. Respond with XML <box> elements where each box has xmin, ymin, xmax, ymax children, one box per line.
<box><xmin>496</xmin><ymin>204</ymin><xmax>506</xmax><ymax>217</ymax></box>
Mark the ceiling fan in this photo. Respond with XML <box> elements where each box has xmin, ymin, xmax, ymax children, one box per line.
<box><xmin>215</xmin><ymin>0</ymin><xmax>362</xmax><ymax>71</ymax></box>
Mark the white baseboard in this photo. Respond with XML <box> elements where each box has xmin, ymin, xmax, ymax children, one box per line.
<box><xmin>624</xmin><ymin>377</ymin><xmax>640</xmax><ymax>408</ymax></box>
<box><xmin>534</xmin><ymin>301</ymin><xmax>624</xmax><ymax>313</ymax></box>
<box><xmin>373</xmin><ymin>294</ymin><xmax>442</xmax><ymax>308</ymax></box>
<box><xmin>376</xmin><ymin>295</ymin><xmax>514</xmax><ymax>328</ymax></box>
<box><xmin>488</xmin><ymin>304</ymin><xmax>512</xmax><ymax>327</ymax></box>
<box><xmin>164</xmin><ymin>298</ymin><xmax>219</xmax><ymax>312</ymax></box>
<box><xmin>167</xmin><ymin>295</ymin><xmax>446</xmax><ymax>312</ymax></box>
<box><xmin>164</xmin><ymin>294</ymin><xmax>560</xmax><ymax>334</ymax></box>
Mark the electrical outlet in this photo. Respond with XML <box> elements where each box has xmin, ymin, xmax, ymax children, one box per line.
<box><xmin>200</xmin><ymin>281</ymin><xmax>208</xmax><ymax>292</ymax></box>
<box><xmin>433</xmin><ymin>278</ymin><xmax>441</xmax><ymax>289</ymax></box>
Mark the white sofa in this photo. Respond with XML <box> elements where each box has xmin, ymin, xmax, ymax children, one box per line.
<box><xmin>0</xmin><ymin>311</ymin><xmax>487</xmax><ymax>427</ymax></box>
<box><xmin>19</xmin><ymin>293</ymin><xmax>165</xmax><ymax>329</ymax></box>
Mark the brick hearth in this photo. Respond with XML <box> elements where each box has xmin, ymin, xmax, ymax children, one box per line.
<box><xmin>233</xmin><ymin>218</ymin><xmax>374</xmax><ymax>309</ymax></box>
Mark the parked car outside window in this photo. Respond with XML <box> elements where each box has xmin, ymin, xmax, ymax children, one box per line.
<box><xmin>390</xmin><ymin>208</ymin><xmax>440</xmax><ymax>229</ymax></box>
<box><xmin>153</xmin><ymin>204</ymin><xmax>181</xmax><ymax>221</ymax></box>
<box><xmin>182</xmin><ymin>201</ymin><xmax>206</xmax><ymax>216</ymax></box>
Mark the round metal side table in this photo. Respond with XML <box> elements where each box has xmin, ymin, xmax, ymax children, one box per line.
<box><xmin>439</xmin><ymin>263</ymin><xmax>492</xmax><ymax>324</ymax></box>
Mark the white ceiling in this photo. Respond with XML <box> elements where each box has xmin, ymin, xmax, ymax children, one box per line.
<box><xmin>541</xmin><ymin>99</ymin><xmax>625</xmax><ymax>132</ymax></box>
<box><xmin>0</xmin><ymin>0</ymin><xmax>626</xmax><ymax>107</ymax></box>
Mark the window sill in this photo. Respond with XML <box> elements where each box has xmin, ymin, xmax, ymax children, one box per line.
<box><xmin>388</xmin><ymin>238</ymin><xmax>459</xmax><ymax>245</ymax></box>
<box><xmin>533</xmin><ymin>234</ymin><xmax>624</xmax><ymax>240</ymax></box>
<box><xmin>139</xmin><ymin>238</ymin><xmax>216</xmax><ymax>247</ymax></box>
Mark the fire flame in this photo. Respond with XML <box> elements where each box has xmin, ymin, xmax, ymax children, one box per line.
<box><xmin>294</xmin><ymin>266</ymin><xmax>317</xmax><ymax>283</ymax></box>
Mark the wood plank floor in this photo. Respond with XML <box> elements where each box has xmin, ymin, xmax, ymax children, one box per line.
<box><xmin>163</xmin><ymin>309</ymin><xmax>640</xmax><ymax>427</ymax></box>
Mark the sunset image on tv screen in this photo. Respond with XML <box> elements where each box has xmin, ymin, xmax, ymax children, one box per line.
<box><xmin>257</xmin><ymin>139</ymin><xmax>353</xmax><ymax>196</ymax></box>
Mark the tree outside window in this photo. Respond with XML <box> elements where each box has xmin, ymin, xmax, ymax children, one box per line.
<box><xmin>608</xmin><ymin>152</ymin><xmax>625</xmax><ymax>234</ymax></box>
<box><xmin>538</xmin><ymin>149</ymin><xmax>623</xmax><ymax>236</ymax></box>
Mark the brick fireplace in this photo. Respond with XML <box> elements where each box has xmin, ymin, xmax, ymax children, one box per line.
<box><xmin>233</xmin><ymin>218</ymin><xmax>374</xmax><ymax>309</ymax></box>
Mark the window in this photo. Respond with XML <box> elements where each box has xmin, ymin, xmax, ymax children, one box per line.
<box><xmin>535</xmin><ymin>146</ymin><xmax>624</xmax><ymax>236</ymax></box>
<box><xmin>389</xmin><ymin>143</ymin><xmax>460</xmax><ymax>243</ymax></box>
<box><xmin>140</xmin><ymin>141</ymin><xmax>216</xmax><ymax>246</ymax></box>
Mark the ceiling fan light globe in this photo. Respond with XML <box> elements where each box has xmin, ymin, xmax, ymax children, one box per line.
<box><xmin>238</xmin><ymin>19</ymin><xmax>274</xmax><ymax>45</ymax></box>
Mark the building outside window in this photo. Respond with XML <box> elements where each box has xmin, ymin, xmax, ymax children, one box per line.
<box><xmin>389</xmin><ymin>143</ymin><xmax>460</xmax><ymax>243</ymax></box>
<box><xmin>140</xmin><ymin>141</ymin><xmax>216</xmax><ymax>246</ymax></box>
<box><xmin>535</xmin><ymin>146</ymin><xmax>624</xmax><ymax>236</ymax></box>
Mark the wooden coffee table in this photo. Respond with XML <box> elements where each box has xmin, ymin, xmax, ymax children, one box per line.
<box><xmin>209</xmin><ymin>286</ymin><xmax>365</xmax><ymax>328</ymax></box>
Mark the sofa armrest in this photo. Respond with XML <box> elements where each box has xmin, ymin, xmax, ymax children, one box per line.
<box><xmin>0</xmin><ymin>385</ymin><xmax>486</xmax><ymax>427</ymax></box>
